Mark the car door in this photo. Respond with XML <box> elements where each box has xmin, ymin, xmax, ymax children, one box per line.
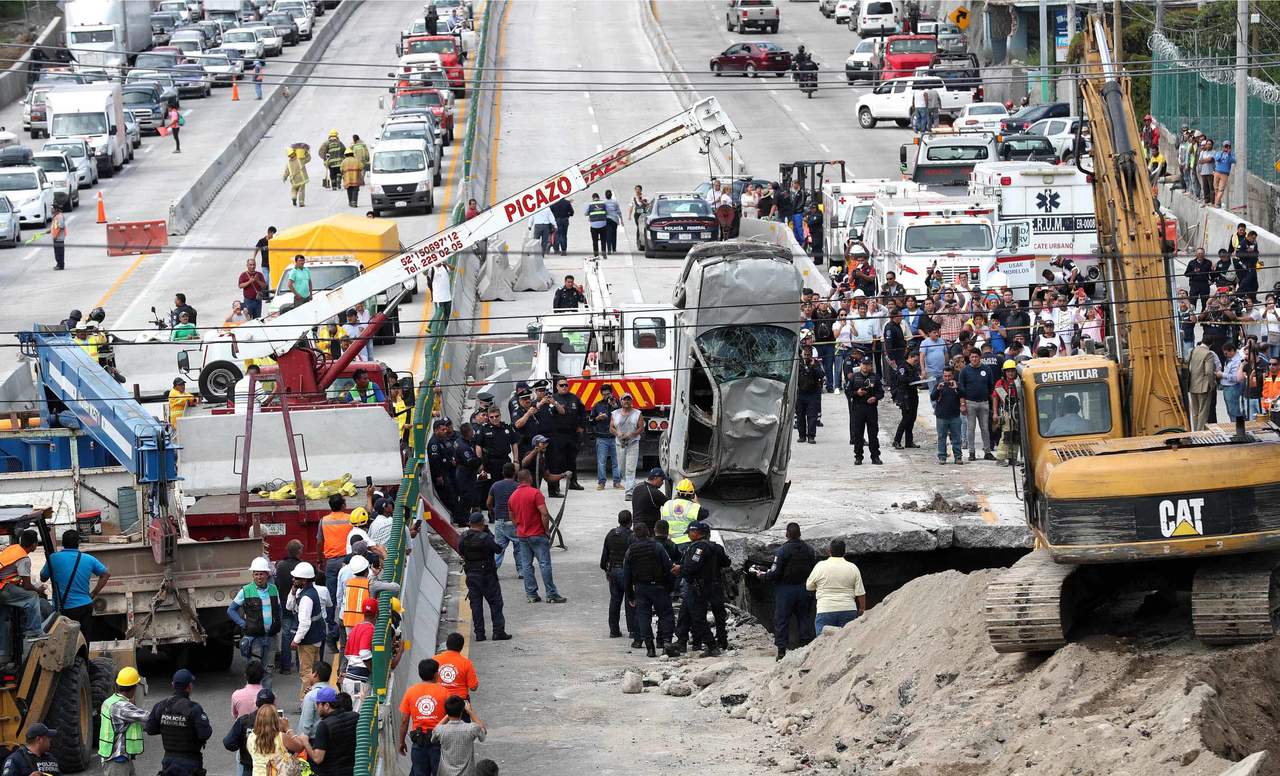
<box><xmin>724</xmin><ymin>44</ymin><xmax>749</xmax><ymax>71</ymax></box>
<box><xmin>890</xmin><ymin>80</ymin><xmax>912</xmax><ymax>116</ymax></box>
<box><xmin>36</xmin><ymin>170</ymin><xmax>52</xmax><ymax>212</ymax></box>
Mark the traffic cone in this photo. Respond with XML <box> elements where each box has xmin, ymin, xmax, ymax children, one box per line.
<box><xmin>95</xmin><ymin>192</ymin><xmax>106</xmax><ymax>224</ymax></box>
<box><xmin>231</xmin><ymin>80</ymin><xmax>240</xmax><ymax>101</ymax></box>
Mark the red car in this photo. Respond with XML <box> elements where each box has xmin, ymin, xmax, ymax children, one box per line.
<box><xmin>391</xmin><ymin>84</ymin><xmax>455</xmax><ymax>144</ymax></box>
<box><xmin>880</xmin><ymin>35</ymin><xmax>937</xmax><ymax>80</ymax></box>
<box><xmin>710</xmin><ymin>42</ymin><xmax>791</xmax><ymax>77</ymax></box>
<box><xmin>400</xmin><ymin>35</ymin><xmax>465</xmax><ymax>97</ymax></box>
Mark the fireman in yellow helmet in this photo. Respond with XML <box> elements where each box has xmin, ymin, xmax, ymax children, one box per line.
<box><xmin>660</xmin><ymin>478</ymin><xmax>711</xmax><ymax>545</ymax></box>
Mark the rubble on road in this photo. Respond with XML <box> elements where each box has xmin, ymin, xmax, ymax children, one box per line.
<box><xmin>896</xmin><ymin>492</ymin><xmax>979</xmax><ymax>514</ymax></box>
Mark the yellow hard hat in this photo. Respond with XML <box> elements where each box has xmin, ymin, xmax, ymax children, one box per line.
<box><xmin>390</xmin><ymin>596</ymin><xmax>402</xmax><ymax>614</ymax></box>
<box><xmin>329</xmin><ymin>130</ymin><xmax>338</xmax><ymax>137</ymax></box>
<box><xmin>349</xmin><ymin>507</ymin><xmax>370</xmax><ymax>526</ymax></box>
<box><xmin>675</xmin><ymin>478</ymin><xmax>696</xmax><ymax>496</ymax></box>
<box><xmin>116</xmin><ymin>666</ymin><xmax>141</xmax><ymax>687</ymax></box>
<box><xmin>287</xmin><ymin>148</ymin><xmax>296</xmax><ymax>158</ymax></box>
<box><xmin>1002</xmin><ymin>360</ymin><xmax>1017</xmax><ymax>370</ymax></box>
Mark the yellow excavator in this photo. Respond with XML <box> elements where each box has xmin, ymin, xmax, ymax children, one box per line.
<box><xmin>984</xmin><ymin>15</ymin><xmax>1280</xmax><ymax>652</ymax></box>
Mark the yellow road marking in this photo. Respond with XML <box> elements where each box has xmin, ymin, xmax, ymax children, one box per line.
<box><xmin>94</xmin><ymin>252</ymin><xmax>149</xmax><ymax>308</ymax></box>
<box><xmin>976</xmin><ymin>493</ymin><xmax>998</xmax><ymax>525</ymax></box>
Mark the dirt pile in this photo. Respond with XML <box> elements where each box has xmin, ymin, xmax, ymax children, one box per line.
<box><xmin>710</xmin><ymin>569</ymin><xmax>1279</xmax><ymax>776</ymax></box>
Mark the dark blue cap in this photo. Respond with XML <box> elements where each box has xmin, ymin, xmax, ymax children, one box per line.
<box><xmin>648</xmin><ymin>467</ymin><xmax>666</xmax><ymax>479</ymax></box>
<box><xmin>256</xmin><ymin>687</ymin><xmax>276</xmax><ymax>706</ymax></box>
<box><xmin>172</xmin><ymin>668</ymin><xmax>195</xmax><ymax>687</ymax></box>
<box><xmin>468</xmin><ymin>512</ymin><xmax>486</xmax><ymax>524</ymax></box>
<box><xmin>26</xmin><ymin>723</ymin><xmax>56</xmax><ymax>740</ymax></box>
<box><xmin>314</xmin><ymin>686</ymin><xmax>338</xmax><ymax>703</ymax></box>
<box><xmin>686</xmin><ymin>520</ymin><xmax>710</xmax><ymax>535</ymax></box>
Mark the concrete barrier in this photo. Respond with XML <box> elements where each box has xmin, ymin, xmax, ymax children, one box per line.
<box><xmin>477</xmin><ymin>241</ymin><xmax>516</xmax><ymax>301</ymax></box>
<box><xmin>1158</xmin><ymin>181</ymin><xmax>1280</xmax><ymax>293</ymax></box>
<box><xmin>0</xmin><ymin>16</ymin><xmax>63</xmax><ymax>111</ymax></box>
<box><xmin>166</xmin><ymin>0</ymin><xmax>362</xmax><ymax>235</ymax></box>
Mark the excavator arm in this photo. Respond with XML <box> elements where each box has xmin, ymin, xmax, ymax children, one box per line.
<box><xmin>193</xmin><ymin>98</ymin><xmax>740</xmax><ymax>385</ymax></box>
<box><xmin>1079</xmin><ymin>16</ymin><xmax>1188</xmax><ymax>434</ymax></box>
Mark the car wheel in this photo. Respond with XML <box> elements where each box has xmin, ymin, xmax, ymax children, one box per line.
<box><xmin>711</xmin><ymin>63</ymin><xmax>721</xmax><ymax>77</ymax></box>
<box><xmin>895</xmin><ymin>118</ymin><xmax>910</xmax><ymax>127</ymax></box>
<box><xmin>746</xmin><ymin>63</ymin><xmax>757</xmax><ymax>78</ymax></box>
<box><xmin>424</xmin><ymin>192</ymin><xmax>434</xmax><ymax>215</ymax></box>
<box><xmin>858</xmin><ymin>107</ymin><xmax>877</xmax><ymax>129</ymax></box>
<box><xmin>726</xmin><ymin>17</ymin><xmax>733</xmax><ymax>32</ymax></box>
<box><xmin>644</xmin><ymin>249</ymin><xmax>655</xmax><ymax>259</ymax></box>
<box><xmin>775</xmin><ymin>70</ymin><xmax>785</xmax><ymax>77</ymax></box>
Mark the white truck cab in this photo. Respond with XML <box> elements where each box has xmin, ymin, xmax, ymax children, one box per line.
<box><xmin>44</xmin><ymin>83</ymin><xmax>127</xmax><ymax>178</ymax></box>
<box><xmin>900</xmin><ymin>130</ymin><xmax>997</xmax><ymax>190</ymax></box>
<box><xmin>821</xmin><ymin>178</ymin><xmax>920</xmax><ymax>265</ymax></box>
<box><xmin>861</xmin><ymin>193</ymin><xmax>997</xmax><ymax>294</ymax></box>
<box><xmin>368</xmin><ymin>138</ymin><xmax>435</xmax><ymax>217</ymax></box>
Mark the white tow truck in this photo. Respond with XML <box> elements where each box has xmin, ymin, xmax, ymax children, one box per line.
<box><xmin>178</xmin><ymin>98</ymin><xmax>742</xmax><ymax>400</ymax></box>
<box><xmin>968</xmin><ymin>161</ymin><xmax>1099</xmax><ymax>296</ymax></box>
<box><xmin>860</xmin><ymin>193</ymin><xmax>997</xmax><ymax>295</ymax></box>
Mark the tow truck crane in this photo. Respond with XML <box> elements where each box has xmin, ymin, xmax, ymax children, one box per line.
<box><xmin>983</xmin><ymin>16</ymin><xmax>1280</xmax><ymax>652</ymax></box>
<box><xmin>182</xmin><ymin>98</ymin><xmax>741</xmax><ymax>401</ymax></box>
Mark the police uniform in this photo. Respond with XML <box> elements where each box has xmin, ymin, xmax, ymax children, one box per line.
<box><xmin>891</xmin><ymin>360</ymin><xmax>919</xmax><ymax>448</ymax></box>
<box><xmin>550</xmin><ymin>389</ymin><xmax>586</xmax><ymax>487</ymax></box>
<box><xmin>145</xmin><ymin>680</ymin><xmax>212</xmax><ymax>776</ymax></box>
<box><xmin>844</xmin><ymin>364</ymin><xmax>885</xmax><ymax>464</ymax></box>
<box><xmin>452</xmin><ymin>434</ymin><xmax>483</xmax><ymax>520</ymax></box>
<box><xmin>677</xmin><ymin>526</ymin><xmax>720</xmax><ymax>655</ymax></box>
<box><xmin>469</xmin><ymin>392</ymin><xmax>496</xmax><ymax>426</ymax></box>
<box><xmin>623</xmin><ymin>537</ymin><xmax>674</xmax><ymax>654</ymax></box>
<box><xmin>506</xmin><ymin>382</ymin><xmax>529</xmax><ymax>422</ymax></box>
<box><xmin>427</xmin><ymin>421</ymin><xmax>459</xmax><ymax>519</ymax></box>
<box><xmin>458</xmin><ymin>524</ymin><xmax>506</xmax><ymax>640</ymax></box>
<box><xmin>600</xmin><ymin>525</ymin><xmax>637</xmax><ymax>640</ymax></box>
<box><xmin>474</xmin><ymin>420</ymin><xmax>518</xmax><ymax>478</ymax></box>
<box><xmin>2</xmin><ymin>737</ymin><xmax>59</xmax><ymax>776</ymax></box>
<box><xmin>764</xmin><ymin>538</ymin><xmax>817</xmax><ymax>653</ymax></box>
<box><xmin>515</xmin><ymin>394</ymin><xmax>555</xmax><ymax>458</ymax></box>
<box><xmin>795</xmin><ymin>358</ymin><xmax>824</xmax><ymax>442</ymax></box>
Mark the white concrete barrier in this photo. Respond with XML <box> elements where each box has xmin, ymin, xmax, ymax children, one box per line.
<box><xmin>0</xmin><ymin>17</ymin><xmax>63</xmax><ymax>110</ymax></box>
<box><xmin>511</xmin><ymin>235</ymin><xmax>555</xmax><ymax>292</ymax></box>
<box><xmin>1159</xmin><ymin>182</ymin><xmax>1280</xmax><ymax>292</ymax></box>
<box><xmin>477</xmin><ymin>241</ymin><xmax>516</xmax><ymax>301</ymax></box>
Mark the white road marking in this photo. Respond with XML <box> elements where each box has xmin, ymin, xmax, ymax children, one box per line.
<box><xmin>799</xmin><ymin>122</ymin><xmax>810</xmax><ymax>132</ymax></box>
<box><xmin>180</xmin><ymin>109</ymin><xmax>192</xmax><ymax>117</ymax></box>
<box><xmin>783</xmin><ymin>104</ymin><xmax>793</xmax><ymax>113</ymax></box>
<box><xmin>631</xmin><ymin>289</ymin><xmax>643</xmax><ymax>302</ymax></box>
<box><xmin>820</xmin><ymin>143</ymin><xmax>831</xmax><ymax>153</ymax></box>
<box><xmin>587</xmin><ymin>106</ymin><xmax>594</xmax><ymax>116</ymax></box>
<box><xmin>21</xmin><ymin>247</ymin><xmax>39</xmax><ymax>262</ymax></box>
<box><xmin>596</xmin><ymin>144</ymin><xmax>603</xmax><ymax>152</ymax></box>
<box><xmin>591</xmin><ymin>124</ymin><xmax>598</xmax><ymax>134</ymax></box>
<box><xmin>582</xmin><ymin>91</ymin><xmax>589</xmax><ymax>99</ymax></box>
<box><xmin>144</xmin><ymin>144</ymin><xmax>155</xmax><ymax>154</ymax></box>
<box><xmin>770</xmin><ymin>89</ymin><xmax>778</xmax><ymax>95</ymax></box>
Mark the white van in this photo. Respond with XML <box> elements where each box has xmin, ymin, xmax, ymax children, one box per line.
<box><xmin>369</xmin><ymin>138</ymin><xmax>434</xmax><ymax>216</ymax></box>
<box><xmin>44</xmin><ymin>83</ymin><xmax>127</xmax><ymax>178</ymax></box>
<box><xmin>861</xmin><ymin>193</ymin><xmax>997</xmax><ymax>294</ymax></box>
<box><xmin>857</xmin><ymin>0</ymin><xmax>902</xmax><ymax>37</ymax></box>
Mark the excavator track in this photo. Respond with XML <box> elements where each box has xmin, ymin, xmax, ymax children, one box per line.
<box><xmin>1192</xmin><ymin>554</ymin><xmax>1280</xmax><ymax>645</ymax></box>
<box><xmin>985</xmin><ymin>550</ymin><xmax>1079</xmax><ymax>653</ymax></box>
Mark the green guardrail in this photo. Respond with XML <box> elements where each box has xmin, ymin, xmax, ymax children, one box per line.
<box><xmin>353</xmin><ymin>2</ymin><xmax>499</xmax><ymax>772</ymax></box>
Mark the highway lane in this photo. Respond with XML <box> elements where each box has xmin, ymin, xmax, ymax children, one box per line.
<box><xmin>0</xmin><ymin>5</ymin><xmax>348</xmax><ymax>374</ymax></box>
<box><xmin>654</xmin><ymin>0</ymin><xmax>910</xmax><ymax>179</ymax></box>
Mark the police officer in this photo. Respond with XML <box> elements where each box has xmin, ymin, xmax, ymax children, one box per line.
<box><xmin>453</xmin><ymin>423</ymin><xmax>484</xmax><ymax>522</ymax></box>
<box><xmin>515</xmin><ymin>382</ymin><xmax>556</xmax><ymax>462</ymax></box>
<box><xmin>507</xmin><ymin>381</ymin><xmax>529</xmax><ymax>421</ymax></box>
<box><xmin>427</xmin><ymin>417</ymin><xmax>459</xmax><ymax>520</ymax></box>
<box><xmin>891</xmin><ymin>349</ymin><xmax>921</xmax><ymax>450</ymax></box>
<box><xmin>469</xmin><ymin>391</ymin><xmax>497</xmax><ymax>425</ymax></box>
<box><xmin>2</xmin><ymin>723</ymin><xmax>60</xmax><ymax>776</ymax></box>
<box><xmin>756</xmin><ymin>522</ymin><xmax>816</xmax><ymax>660</ymax></box>
<box><xmin>623</xmin><ymin>522</ymin><xmax>674</xmax><ymax>657</ymax></box>
<box><xmin>550</xmin><ymin>376</ymin><xmax>586</xmax><ymax>491</ymax></box>
<box><xmin>458</xmin><ymin>513</ymin><xmax>510</xmax><ymax>641</ymax></box>
<box><xmin>795</xmin><ymin>346</ymin><xmax>824</xmax><ymax>444</ymax></box>
<box><xmin>844</xmin><ymin>357</ymin><xmax>884</xmax><ymax>465</ymax></box>
<box><xmin>144</xmin><ymin>669</ymin><xmax>212</xmax><ymax>776</ymax></box>
<box><xmin>474</xmin><ymin>406</ymin><xmax>519</xmax><ymax>480</ymax></box>
<box><xmin>599</xmin><ymin>510</ymin><xmax>636</xmax><ymax>643</ymax></box>
<box><xmin>674</xmin><ymin>521</ymin><xmax>720</xmax><ymax>658</ymax></box>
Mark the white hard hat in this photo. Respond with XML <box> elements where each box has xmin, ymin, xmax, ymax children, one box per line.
<box><xmin>348</xmin><ymin>555</ymin><xmax>370</xmax><ymax>575</ymax></box>
<box><xmin>249</xmin><ymin>557</ymin><xmax>271</xmax><ymax>574</ymax></box>
<box><xmin>292</xmin><ymin>561</ymin><xmax>315</xmax><ymax>579</ymax></box>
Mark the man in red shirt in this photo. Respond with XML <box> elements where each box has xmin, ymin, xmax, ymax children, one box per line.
<box><xmin>340</xmin><ymin>598</ymin><xmax>377</xmax><ymax>705</ymax></box>
<box><xmin>398</xmin><ymin>659</ymin><xmax>454</xmax><ymax>776</ymax></box>
<box><xmin>238</xmin><ymin>258</ymin><xmax>269</xmax><ymax>319</ymax></box>
<box><xmin>507</xmin><ymin>469</ymin><xmax>567</xmax><ymax>604</ymax></box>
<box><xmin>432</xmin><ymin>632</ymin><xmax>478</xmax><ymax>700</ymax></box>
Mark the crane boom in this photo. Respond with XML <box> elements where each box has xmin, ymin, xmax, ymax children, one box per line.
<box><xmin>1080</xmin><ymin>17</ymin><xmax>1187</xmax><ymax>435</ymax></box>
<box><xmin>194</xmin><ymin>98</ymin><xmax>740</xmax><ymax>375</ymax></box>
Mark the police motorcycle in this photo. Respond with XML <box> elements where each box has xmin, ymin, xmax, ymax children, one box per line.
<box><xmin>791</xmin><ymin>46</ymin><xmax>819</xmax><ymax>98</ymax></box>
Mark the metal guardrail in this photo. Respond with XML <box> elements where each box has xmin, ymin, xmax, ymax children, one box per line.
<box><xmin>353</xmin><ymin>1</ymin><xmax>507</xmax><ymax>771</ymax></box>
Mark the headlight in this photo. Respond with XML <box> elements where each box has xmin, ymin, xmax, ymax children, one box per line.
<box><xmin>19</xmin><ymin>195</ymin><xmax>39</xmax><ymax>206</ymax></box>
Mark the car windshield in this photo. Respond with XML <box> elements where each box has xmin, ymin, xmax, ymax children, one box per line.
<box><xmin>654</xmin><ymin>199</ymin><xmax>710</xmax><ymax>217</ymax></box>
<box><xmin>0</xmin><ymin>198</ymin><xmax>10</xmax><ymax>213</ymax></box>
<box><xmin>122</xmin><ymin>91</ymin><xmax>154</xmax><ymax>105</ymax></box>
<box><xmin>151</xmin><ymin>14</ymin><xmax>177</xmax><ymax>28</ymax></box>
<box><xmin>276</xmin><ymin>265</ymin><xmax>359</xmax><ymax>295</ymax></box>
<box><xmin>266</xmin><ymin>14</ymin><xmax>293</xmax><ymax>24</ymax></box>
<box><xmin>0</xmin><ymin>173</ymin><xmax>37</xmax><ymax>191</ymax></box>
<box><xmin>925</xmin><ymin>143</ymin><xmax>989</xmax><ymax>161</ymax></box>
<box><xmin>849</xmin><ymin>203</ymin><xmax>872</xmax><ymax>229</ymax></box>
<box><xmin>903</xmin><ymin>224</ymin><xmax>993</xmax><ymax>252</ymax></box>
<box><xmin>697</xmin><ymin>326</ymin><xmax>797</xmax><ymax>383</ymax></box>
<box><xmin>632</xmin><ymin>317</ymin><xmax>667</xmax><ymax>348</ymax></box>
<box><xmin>51</xmin><ymin>113</ymin><xmax>109</xmax><ymax>136</ymax></box>
<box><xmin>866</xmin><ymin>1</ymin><xmax>894</xmax><ymax>14</ymax></box>
<box><xmin>382</xmin><ymin>124</ymin><xmax>427</xmax><ymax>140</ymax></box>
<box><xmin>372</xmin><ymin>150</ymin><xmax>426</xmax><ymax>173</ymax></box>
<box><xmin>970</xmin><ymin>105</ymin><xmax>1006</xmax><ymax>115</ymax></box>
<box><xmin>739</xmin><ymin>0</ymin><xmax>772</xmax><ymax>5</ymax></box>
<box><xmin>46</xmin><ymin>143</ymin><xmax>84</xmax><ymax>158</ymax></box>
<box><xmin>172</xmin><ymin>39</ymin><xmax>200</xmax><ymax>51</ymax></box>
<box><xmin>756</xmin><ymin>42</ymin><xmax>785</xmax><ymax>52</ymax></box>
<box><xmin>395</xmin><ymin>91</ymin><xmax>442</xmax><ymax>109</ymax></box>
<box><xmin>406</xmin><ymin>39</ymin><xmax>456</xmax><ymax>55</ymax></box>
<box><xmin>856</xmin><ymin>39</ymin><xmax>876</xmax><ymax>53</ymax></box>
<box><xmin>200</xmin><ymin>56</ymin><xmax>231</xmax><ymax>68</ymax></box>
<box><xmin>226</xmin><ymin>31</ymin><xmax>256</xmax><ymax>42</ymax></box>
<box><xmin>1003</xmin><ymin>138</ymin><xmax>1055</xmax><ymax>157</ymax></box>
<box><xmin>137</xmin><ymin>75</ymin><xmax>174</xmax><ymax>87</ymax></box>
<box><xmin>888</xmin><ymin>39</ymin><xmax>936</xmax><ymax>54</ymax></box>
<box><xmin>33</xmin><ymin>157</ymin><xmax>66</xmax><ymax>173</ymax></box>
<box><xmin>69</xmin><ymin>30</ymin><xmax>115</xmax><ymax>44</ymax></box>
<box><xmin>1037</xmin><ymin>382</ymin><xmax>1111</xmax><ymax>437</ymax></box>
<box><xmin>1011</xmin><ymin>105</ymin><xmax>1045</xmax><ymax>122</ymax></box>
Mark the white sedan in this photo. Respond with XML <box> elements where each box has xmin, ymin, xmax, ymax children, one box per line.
<box><xmin>954</xmin><ymin>102</ymin><xmax>1009</xmax><ymax>133</ymax></box>
<box><xmin>834</xmin><ymin>0</ymin><xmax>856</xmax><ymax>23</ymax></box>
<box><xmin>1027</xmin><ymin>116</ymin><xmax>1088</xmax><ymax>160</ymax></box>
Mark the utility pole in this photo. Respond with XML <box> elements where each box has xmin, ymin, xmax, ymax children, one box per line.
<box><xmin>1066</xmin><ymin>0</ymin><xmax>1077</xmax><ymax>114</ymax></box>
<box><xmin>1112</xmin><ymin>0</ymin><xmax>1122</xmax><ymax>65</ymax></box>
<box><xmin>1233</xmin><ymin>0</ymin><xmax>1249</xmax><ymax>212</ymax></box>
<box><xmin>1039</xmin><ymin>0</ymin><xmax>1049</xmax><ymax>102</ymax></box>
<box><xmin>1154</xmin><ymin>0</ymin><xmax>1164</xmax><ymax>34</ymax></box>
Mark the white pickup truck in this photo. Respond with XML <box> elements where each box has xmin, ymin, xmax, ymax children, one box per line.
<box><xmin>726</xmin><ymin>0</ymin><xmax>779</xmax><ymax>33</ymax></box>
<box><xmin>854</xmin><ymin>76</ymin><xmax>968</xmax><ymax>129</ymax></box>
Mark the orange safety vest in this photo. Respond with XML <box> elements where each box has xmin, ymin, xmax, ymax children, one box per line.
<box><xmin>342</xmin><ymin>576</ymin><xmax>370</xmax><ymax>628</ymax></box>
<box><xmin>1263</xmin><ymin>374</ymin><xmax>1280</xmax><ymax>413</ymax></box>
<box><xmin>319</xmin><ymin>512</ymin><xmax>353</xmax><ymax>559</ymax></box>
<box><xmin>0</xmin><ymin>544</ymin><xmax>28</xmax><ymax>589</ymax></box>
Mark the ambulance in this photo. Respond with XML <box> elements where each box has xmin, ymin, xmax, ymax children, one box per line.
<box><xmin>860</xmin><ymin>192</ymin><xmax>998</xmax><ymax>295</ymax></box>
<box><xmin>821</xmin><ymin>178</ymin><xmax>920</xmax><ymax>266</ymax></box>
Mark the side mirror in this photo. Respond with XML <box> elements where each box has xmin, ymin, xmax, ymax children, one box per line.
<box><xmin>899</xmin><ymin>144</ymin><xmax>908</xmax><ymax>165</ymax></box>
<box><xmin>395</xmin><ymin>44</ymin><xmax>402</xmax><ymax>56</ymax></box>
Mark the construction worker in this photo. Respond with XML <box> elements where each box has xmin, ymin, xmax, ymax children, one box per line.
<box><xmin>340</xmin><ymin>147</ymin><xmax>363</xmax><ymax>208</ymax></box>
<box><xmin>0</xmin><ymin>529</ymin><xmax>47</xmax><ymax>666</ymax></box>
<box><xmin>340</xmin><ymin>598</ymin><xmax>378</xmax><ymax>705</ymax></box>
<box><xmin>144</xmin><ymin>669</ymin><xmax>212</xmax><ymax>776</ymax></box>
<box><xmin>991</xmin><ymin>360</ymin><xmax>1021</xmax><ymax>466</ymax></box>
<box><xmin>347</xmin><ymin>368</ymin><xmax>385</xmax><ymax>404</ymax></box>
<box><xmin>73</xmin><ymin>322</ymin><xmax>97</xmax><ymax>361</ymax></box>
<box><xmin>659</xmin><ymin>479</ymin><xmax>708</xmax><ymax>545</ymax></box>
<box><xmin>3</xmin><ymin>723</ymin><xmax>60</xmax><ymax>776</ymax></box>
<box><xmin>320</xmin><ymin>130</ymin><xmax>345</xmax><ymax>190</ymax></box>
<box><xmin>284</xmin><ymin>561</ymin><xmax>327</xmax><ymax>706</ymax></box>
<box><xmin>1262</xmin><ymin>357</ymin><xmax>1280</xmax><ymax>415</ymax></box>
<box><xmin>283</xmin><ymin>147</ymin><xmax>309</xmax><ymax>207</ymax></box>
<box><xmin>339</xmin><ymin>554</ymin><xmax>400</xmax><ymax>639</ymax></box>
<box><xmin>347</xmin><ymin>507</ymin><xmax>372</xmax><ymax>553</ymax></box>
<box><xmin>50</xmin><ymin>203</ymin><xmax>66</xmax><ymax>270</ymax></box>
<box><xmin>227</xmin><ymin>557</ymin><xmax>282</xmax><ymax>689</ymax></box>
<box><xmin>318</xmin><ymin>494</ymin><xmax>353</xmax><ymax>646</ymax></box>
<box><xmin>166</xmin><ymin>378</ymin><xmax>197</xmax><ymax>426</ymax></box>
<box><xmin>99</xmin><ymin>667</ymin><xmax>149</xmax><ymax>776</ymax></box>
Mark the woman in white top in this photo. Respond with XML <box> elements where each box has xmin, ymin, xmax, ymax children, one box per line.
<box><xmin>740</xmin><ymin>183</ymin><xmax>760</xmax><ymax>220</ymax></box>
<box><xmin>1262</xmin><ymin>295</ymin><xmax>1280</xmax><ymax>358</ymax></box>
<box><xmin>1078</xmin><ymin>305</ymin><xmax>1104</xmax><ymax>347</ymax></box>
<box><xmin>247</xmin><ymin>704</ymin><xmax>305</xmax><ymax>776</ymax></box>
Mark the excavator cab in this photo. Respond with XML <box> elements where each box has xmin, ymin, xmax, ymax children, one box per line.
<box><xmin>0</xmin><ymin>506</ymin><xmax>115</xmax><ymax>772</ymax></box>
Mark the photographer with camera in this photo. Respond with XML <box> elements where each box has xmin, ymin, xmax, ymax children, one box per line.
<box><xmin>930</xmin><ymin>366</ymin><xmax>965</xmax><ymax>465</ymax></box>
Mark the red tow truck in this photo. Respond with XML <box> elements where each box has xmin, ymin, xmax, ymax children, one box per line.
<box><xmin>398</xmin><ymin>35</ymin><xmax>466</xmax><ymax>97</ymax></box>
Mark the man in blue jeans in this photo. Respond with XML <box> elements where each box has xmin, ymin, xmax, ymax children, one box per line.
<box><xmin>507</xmin><ymin>469</ymin><xmax>568</xmax><ymax>603</ymax></box>
<box><xmin>485</xmin><ymin>463</ymin><xmax>520</xmax><ymax>570</ymax></box>
<box><xmin>931</xmin><ymin>366</ymin><xmax>965</xmax><ymax>464</ymax></box>
<box><xmin>589</xmin><ymin>386</ymin><xmax>622</xmax><ymax>488</ymax></box>
<box><xmin>1220</xmin><ymin>341</ymin><xmax>1245</xmax><ymax>420</ymax></box>
<box><xmin>804</xmin><ymin>538</ymin><xmax>866</xmax><ymax>633</ymax></box>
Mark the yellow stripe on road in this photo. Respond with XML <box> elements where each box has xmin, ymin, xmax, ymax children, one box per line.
<box><xmin>95</xmin><ymin>252</ymin><xmax>149</xmax><ymax>308</ymax></box>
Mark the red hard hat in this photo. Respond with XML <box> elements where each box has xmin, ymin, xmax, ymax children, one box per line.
<box><xmin>361</xmin><ymin>598</ymin><xmax>379</xmax><ymax>616</ymax></box>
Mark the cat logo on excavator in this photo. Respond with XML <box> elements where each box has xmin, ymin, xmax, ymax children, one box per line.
<box><xmin>1158</xmin><ymin>497</ymin><xmax>1205</xmax><ymax>538</ymax></box>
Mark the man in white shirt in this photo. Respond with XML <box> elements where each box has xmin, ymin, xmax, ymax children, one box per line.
<box><xmin>530</xmin><ymin>208</ymin><xmax>555</xmax><ymax>257</ymax></box>
<box><xmin>804</xmin><ymin>539</ymin><xmax>867</xmax><ymax>633</ymax></box>
<box><xmin>430</xmin><ymin>263</ymin><xmax>453</xmax><ymax>319</ymax></box>
<box><xmin>609</xmin><ymin>394</ymin><xmax>644</xmax><ymax>496</ymax></box>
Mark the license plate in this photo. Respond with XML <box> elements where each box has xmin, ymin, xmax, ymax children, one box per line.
<box><xmin>260</xmin><ymin>523</ymin><xmax>287</xmax><ymax>535</ymax></box>
<box><xmin>679</xmin><ymin>233</ymin><xmax>693</xmax><ymax>240</ymax></box>
<box><xmin>394</xmin><ymin>200</ymin><xmax>407</xmax><ymax>207</ymax></box>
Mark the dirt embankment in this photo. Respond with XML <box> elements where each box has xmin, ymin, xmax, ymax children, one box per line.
<box><xmin>709</xmin><ymin>569</ymin><xmax>1278</xmax><ymax>776</ymax></box>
